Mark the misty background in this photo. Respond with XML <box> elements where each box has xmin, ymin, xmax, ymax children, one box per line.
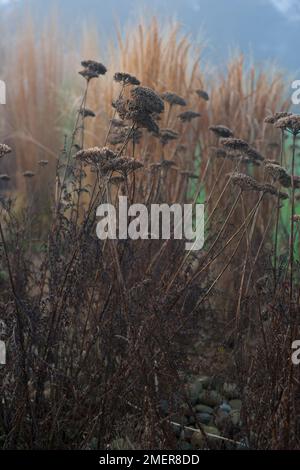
<box><xmin>1</xmin><ymin>0</ymin><xmax>300</xmax><ymax>72</ymax></box>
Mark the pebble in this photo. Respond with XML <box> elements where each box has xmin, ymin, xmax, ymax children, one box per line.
<box><xmin>229</xmin><ymin>399</ymin><xmax>242</xmax><ymax>411</ymax></box>
<box><xmin>215</xmin><ymin>409</ymin><xmax>230</xmax><ymax>429</ymax></box>
<box><xmin>203</xmin><ymin>425</ymin><xmax>221</xmax><ymax>436</ymax></box>
<box><xmin>191</xmin><ymin>432</ymin><xmax>205</xmax><ymax>449</ymax></box>
<box><xmin>220</xmin><ymin>402</ymin><xmax>231</xmax><ymax>413</ymax></box>
<box><xmin>198</xmin><ymin>390</ymin><xmax>223</xmax><ymax>407</ymax></box>
<box><xmin>195</xmin><ymin>404</ymin><xmax>214</xmax><ymax>414</ymax></box>
<box><xmin>230</xmin><ymin>409</ymin><xmax>241</xmax><ymax>426</ymax></box>
<box><xmin>196</xmin><ymin>412</ymin><xmax>212</xmax><ymax>425</ymax></box>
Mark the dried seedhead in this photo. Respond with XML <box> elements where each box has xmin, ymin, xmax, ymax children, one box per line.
<box><xmin>114</xmin><ymin>72</ymin><xmax>140</xmax><ymax>86</ymax></box>
<box><xmin>178</xmin><ymin>111</ymin><xmax>201</xmax><ymax>123</ymax></box>
<box><xmin>161</xmin><ymin>91</ymin><xmax>186</xmax><ymax>107</ymax></box>
<box><xmin>209</xmin><ymin>125</ymin><xmax>234</xmax><ymax>138</ymax></box>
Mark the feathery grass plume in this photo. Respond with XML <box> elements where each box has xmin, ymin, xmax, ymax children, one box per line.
<box><xmin>114</xmin><ymin>72</ymin><xmax>140</xmax><ymax>86</ymax></box>
<box><xmin>38</xmin><ymin>160</ymin><xmax>49</xmax><ymax>167</ymax></box>
<box><xmin>275</xmin><ymin>114</ymin><xmax>300</xmax><ymax>135</ymax></box>
<box><xmin>260</xmin><ymin>183</ymin><xmax>289</xmax><ymax>200</ymax></box>
<box><xmin>220</xmin><ymin>137</ymin><xmax>250</xmax><ymax>152</ymax></box>
<box><xmin>80</xmin><ymin>108</ymin><xmax>96</xmax><ymax>118</ymax></box>
<box><xmin>159</xmin><ymin>128</ymin><xmax>179</xmax><ymax>146</ymax></box>
<box><xmin>23</xmin><ymin>171</ymin><xmax>35</xmax><ymax>178</ymax></box>
<box><xmin>196</xmin><ymin>89</ymin><xmax>209</xmax><ymax>101</ymax></box>
<box><xmin>0</xmin><ymin>144</ymin><xmax>12</xmax><ymax>159</ymax></box>
<box><xmin>178</xmin><ymin>111</ymin><xmax>201</xmax><ymax>123</ymax></box>
<box><xmin>264</xmin><ymin>111</ymin><xmax>292</xmax><ymax>125</ymax></box>
<box><xmin>209</xmin><ymin>125</ymin><xmax>234</xmax><ymax>138</ymax></box>
<box><xmin>0</xmin><ymin>174</ymin><xmax>10</xmax><ymax>181</ymax></box>
<box><xmin>244</xmin><ymin>147</ymin><xmax>265</xmax><ymax>162</ymax></box>
<box><xmin>161</xmin><ymin>91</ymin><xmax>186</xmax><ymax>107</ymax></box>
<box><xmin>81</xmin><ymin>60</ymin><xmax>107</xmax><ymax>76</ymax></box>
<box><xmin>229</xmin><ymin>172</ymin><xmax>261</xmax><ymax>191</ymax></box>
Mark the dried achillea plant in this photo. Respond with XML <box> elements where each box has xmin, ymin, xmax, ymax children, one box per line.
<box><xmin>161</xmin><ymin>91</ymin><xmax>187</xmax><ymax>107</ymax></box>
<box><xmin>229</xmin><ymin>172</ymin><xmax>261</xmax><ymax>192</ymax></box>
<box><xmin>220</xmin><ymin>137</ymin><xmax>250</xmax><ymax>152</ymax></box>
<box><xmin>113</xmin><ymin>85</ymin><xmax>164</xmax><ymax>134</ymax></box>
<box><xmin>159</xmin><ymin>128</ymin><xmax>179</xmax><ymax>146</ymax></box>
<box><xmin>196</xmin><ymin>89</ymin><xmax>209</xmax><ymax>101</ymax></box>
<box><xmin>265</xmin><ymin>162</ymin><xmax>300</xmax><ymax>188</ymax></box>
<box><xmin>209</xmin><ymin>125</ymin><xmax>234</xmax><ymax>138</ymax></box>
<box><xmin>178</xmin><ymin>111</ymin><xmax>201</xmax><ymax>123</ymax></box>
<box><xmin>264</xmin><ymin>111</ymin><xmax>292</xmax><ymax>125</ymax></box>
<box><xmin>114</xmin><ymin>72</ymin><xmax>140</xmax><ymax>86</ymax></box>
<box><xmin>275</xmin><ymin>114</ymin><xmax>300</xmax><ymax>135</ymax></box>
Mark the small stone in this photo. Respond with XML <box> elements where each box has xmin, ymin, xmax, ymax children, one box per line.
<box><xmin>203</xmin><ymin>425</ymin><xmax>221</xmax><ymax>436</ymax></box>
<box><xmin>220</xmin><ymin>402</ymin><xmax>231</xmax><ymax>413</ymax></box>
<box><xmin>196</xmin><ymin>412</ymin><xmax>211</xmax><ymax>425</ymax></box>
<box><xmin>215</xmin><ymin>410</ymin><xmax>230</xmax><ymax>429</ymax></box>
<box><xmin>199</xmin><ymin>390</ymin><xmax>223</xmax><ymax>407</ymax></box>
<box><xmin>198</xmin><ymin>376</ymin><xmax>211</xmax><ymax>389</ymax></box>
<box><xmin>223</xmin><ymin>382</ymin><xmax>239</xmax><ymax>399</ymax></box>
<box><xmin>181</xmin><ymin>403</ymin><xmax>192</xmax><ymax>417</ymax></box>
<box><xmin>230</xmin><ymin>409</ymin><xmax>241</xmax><ymax>426</ymax></box>
<box><xmin>229</xmin><ymin>399</ymin><xmax>242</xmax><ymax>411</ymax></box>
<box><xmin>191</xmin><ymin>432</ymin><xmax>205</xmax><ymax>449</ymax></box>
<box><xmin>195</xmin><ymin>404</ymin><xmax>214</xmax><ymax>414</ymax></box>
